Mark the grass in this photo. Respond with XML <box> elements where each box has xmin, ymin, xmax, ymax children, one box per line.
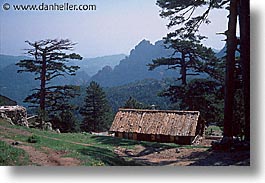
<box><xmin>0</xmin><ymin>140</ymin><xmax>29</xmax><ymax>166</ymax></box>
<box><xmin>0</xmin><ymin>119</ymin><xmax>208</xmax><ymax>166</ymax></box>
<box><xmin>27</xmin><ymin>135</ymin><xmax>40</xmax><ymax>143</ymax></box>
<box><xmin>205</xmin><ymin>125</ymin><xmax>223</xmax><ymax>136</ymax></box>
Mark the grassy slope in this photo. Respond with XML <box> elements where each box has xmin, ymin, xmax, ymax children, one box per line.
<box><xmin>1</xmin><ymin>119</ymin><xmax>200</xmax><ymax>166</ymax></box>
<box><xmin>0</xmin><ymin>141</ymin><xmax>29</xmax><ymax>166</ymax></box>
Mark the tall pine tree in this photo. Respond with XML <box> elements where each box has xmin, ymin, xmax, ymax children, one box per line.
<box><xmin>16</xmin><ymin>39</ymin><xmax>82</xmax><ymax>123</ymax></box>
<box><xmin>156</xmin><ymin>0</ymin><xmax>250</xmax><ymax>142</ymax></box>
<box><xmin>80</xmin><ymin>81</ymin><xmax>112</xmax><ymax>132</ymax></box>
<box><xmin>148</xmin><ymin>38</ymin><xmax>221</xmax><ymax>85</ymax></box>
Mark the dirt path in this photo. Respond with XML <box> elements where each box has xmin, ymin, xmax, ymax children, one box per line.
<box><xmin>0</xmin><ymin>125</ymin><xmax>83</xmax><ymax>166</ymax></box>
<box><xmin>115</xmin><ymin>144</ymin><xmax>250</xmax><ymax>166</ymax></box>
<box><xmin>0</xmin><ymin>124</ymin><xmax>250</xmax><ymax>166</ymax></box>
<box><xmin>0</xmin><ymin>125</ymin><xmax>32</xmax><ymax>136</ymax></box>
<box><xmin>0</xmin><ymin>137</ymin><xmax>80</xmax><ymax>166</ymax></box>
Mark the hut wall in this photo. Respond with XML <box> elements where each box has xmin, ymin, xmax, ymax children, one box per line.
<box><xmin>175</xmin><ymin>136</ymin><xmax>194</xmax><ymax>145</ymax></box>
<box><xmin>195</xmin><ymin>117</ymin><xmax>205</xmax><ymax>136</ymax></box>
<box><xmin>114</xmin><ymin>131</ymin><xmax>195</xmax><ymax>145</ymax></box>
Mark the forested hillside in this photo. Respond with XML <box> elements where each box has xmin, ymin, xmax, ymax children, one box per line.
<box><xmin>104</xmin><ymin>78</ymin><xmax>174</xmax><ymax>111</ymax></box>
<box><xmin>0</xmin><ymin>95</ymin><xmax>17</xmax><ymax>106</ymax></box>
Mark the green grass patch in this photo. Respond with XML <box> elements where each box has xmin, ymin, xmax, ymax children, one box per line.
<box><xmin>27</xmin><ymin>135</ymin><xmax>40</xmax><ymax>143</ymax></box>
<box><xmin>0</xmin><ymin>140</ymin><xmax>29</xmax><ymax>166</ymax></box>
<box><xmin>205</xmin><ymin>125</ymin><xmax>223</xmax><ymax>136</ymax></box>
<box><xmin>0</xmin><ymin>119</ymin><xmax>208</xmax><ymax>166</ymax></box>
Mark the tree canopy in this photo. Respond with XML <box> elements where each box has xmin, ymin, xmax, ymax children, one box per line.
<box><xmin>155</xmin><ymin>0</ymin><xmax>250</xmax><ymax>142</ymax></box>
<box><xmin>16</xmin><ymin>39</ymin><xmax>82</xmax><ymax>124</ymax></box>
<box><xmin>80</xmin><ymin>81</ymin><xmax>112</xmax><ymax>132</ymax></box>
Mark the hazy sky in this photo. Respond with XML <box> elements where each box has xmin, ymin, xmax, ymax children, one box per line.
<box><xmin>0</xmin><ymin>0</ymin><xmax>228</xmax><ymax>58</ymax></box>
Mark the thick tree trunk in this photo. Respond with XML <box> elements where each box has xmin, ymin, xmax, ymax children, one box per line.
<box><xmin>40</xmin><ymin>50</ymin><xmax>47</xmax><ymax>113</ymax></box>
<box><xmin>223</xmin><ymin>0</ymin><xmax>238</xmax><ymax>139</ymax></box>
<box><xmin>239</xmin><ymin>0</ymin><xmax>250</xmax><ymax>141</ymax></box>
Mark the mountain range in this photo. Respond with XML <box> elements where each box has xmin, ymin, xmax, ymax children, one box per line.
<box><xmin>0</xmin><ymin>54</ymin><xmax>125</xmax><ymax>104</ymax></box>
<box><xmin>90</xmin><ymin>40</ymin><xmax>177</xmax><ymax>87</ymax></box>
<box><xmin>0</xmin><ymin>40</ymin><xmax>224</xmax><ymax>106</ymax></box>
<box><xmin>69</xmin><ymin>54</ymin><xmax>126</xmax><ymax>77</ymax></box>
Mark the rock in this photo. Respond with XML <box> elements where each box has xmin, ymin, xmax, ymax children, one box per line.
<box><xmin>11</xmin><ymin>141</ymin><xmax>20</xmax><ymax>146</ymax></box>
<box><xmin>0</xmin><ymin>113</ymin><xmax>13</xmax><ymax>125</ymax></box>
<box><xmin>0</xmin><ymin>106</ymin><xmax>28</xmax><ymax>127</ymax></box>
<box><xmin>56</xmin><ymin>129</ymin><xmax>61</xmax><ymax>133</ymax></box>
<box><xmin>43</xmin><ymin>122</ymin><xmax>53</xmax><ymax>131</ymax></box>
<box><xmin>125</xmin><ymin>149</ymin><xmax>134</xmax><ymax>156</ymax></box>
<box><xmin>27</xmin><ymin>115</ymin><xmax>39</xmax><ymax>128</ymax></box>
<box><xmin>175</xmin><ymin>148</ymin><xmax>181</xmax><ymax>153</ymax></box>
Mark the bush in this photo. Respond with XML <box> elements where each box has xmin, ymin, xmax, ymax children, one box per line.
<box><xmin>27</xmin><ymin>135</ymin><xmax>40</xmax><ymax>143</ymax></box>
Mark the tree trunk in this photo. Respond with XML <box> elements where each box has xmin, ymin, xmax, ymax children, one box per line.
<box><xmin>239</xmin><ymin>0</ymin><xmax>250</xmax><ymax>141</ymax></box>
<box><xmin>223</xmin><ymin>0</ymin><xmax>238</xmax><ymax>139</ymax></box>
<box><xmin>40</xmin><ymin>50</ymin><xmax>47</xmax><ymax>113</ymax></box>
<box><xmin>181</xmin><ymin>52</ymin><xmax>187</xmax><ymax>85</ymax></box>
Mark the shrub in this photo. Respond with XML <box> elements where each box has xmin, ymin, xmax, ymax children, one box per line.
<box><xmin>27</xmin><ymin>135</ymin><xmax>40</xmax><ymax>143</ymax></box>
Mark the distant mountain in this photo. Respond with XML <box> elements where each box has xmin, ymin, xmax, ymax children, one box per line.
<box><xmin>0</xmin><ymin>54</ymin><xmax>126</xmax><ymax>105</ymax></box>
<box><xmin>0</xmin><ymin>63</ymin><xmax>90</xmax><ymax>105</ymax></box>
<box><xmin>212</xmin><ymin>48</ymin><xmax>221</xmax><ymax>54</ymax></box>
<box><xmin>73</xmin><ymin>78</ymin><xmax>173</xmax><ymax>113</ymax></box>
<box><xmin>0</xmin><ymin>94</ymin><xmax>17</xmax><ymax>106</ymax></box>
<box><xmin>90</xmin><ymin>40</ymin><xmax>177</xmax><ymax>87</ymax></box>
<box><xmin>215</xmin><ymin>45</ymin><xmax>240</xmax><ymax>58</ymax></box>
<box><xmin>104</xmin><ymin>78</ymin><xmax>173</xmax><ymax>111</ymax></box>
<box><xmin>0</xmin><ymin>54</ymin><xmax>27</xmax><ymax>69</ymax></box>
<box><xmin>0</xmin><ymin>64</ymin><xmax>39</xmax><ymax>105</ymax></box>
<box><xmin>215</xmin><ymin>46</ymin><xmax>226</xmax><ymax>58</ymax></box>
<box><xmin>69</xmin><ymin>54</ymin><xmax>126</xmax><ymax>76</ymax></box>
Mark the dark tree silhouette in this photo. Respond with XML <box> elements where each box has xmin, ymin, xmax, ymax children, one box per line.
<box><xmin>16</xmin><ymin>39</ymin><xmax>82</xmax><ymax>122</ymax></box>
<box><xmin>80</xmin><ymin>81</ymin><xmax>112</xmax><ymax>132</ymax></box>
<box><xmin>156</xmin><ymin>0</ymin><xmax>250</xmax><ymax>142</ymax></box>
<box><xmin>239</xmin><ymin>0</ymin><xmax>250</xmax><ymax>141</ymax></box>
<box><xmin>148</xmin><ymin>38</ymin><xmax>222</xmax><ymax>85</ymax></box>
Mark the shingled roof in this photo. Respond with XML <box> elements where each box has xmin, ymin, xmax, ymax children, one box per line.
<box><xmin>109</xmin><ymin>108</ymin><xmax>200</xmax><ymax>136</ymax></box>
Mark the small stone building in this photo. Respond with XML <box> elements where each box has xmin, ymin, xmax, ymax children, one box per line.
<box><xmin>0</xmin><ymin>106</ymin><xmax>28</xmax><ymax>127</ymax></box>
<box><xmin>109</xmin><ymin>108</ymin><xmax>204</xmax><ymax>145</ymax></box>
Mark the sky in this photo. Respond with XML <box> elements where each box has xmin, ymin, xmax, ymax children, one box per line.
<box><xmin>0</xmin><ymin>0</ymin><xmax>228</xmax><ymax>58</ymax></box>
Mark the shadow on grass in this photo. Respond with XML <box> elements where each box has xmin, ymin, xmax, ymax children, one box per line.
<box><xmin>91</xmin><ymin>135</ymin><xmax>180</xmax><ymax>157</ymax></box>
<box><xmin>186</xmin><ymin>150</ymin><xmax>250</xmax><ymax>166</ymax></box>
<box><xmin>138</xmin><ymin>149</ymin><xmax>250</xmax><ymax>166</ymax></box>
<box><xmin>91</xmin><ymin>135</ymin><xmax>140</xmax><ymax>147</ymax></box>
<box><xmin>88</xmin><ymin>136</ymin><xmax>250</xmax><ymax>166</ymax></box>
<box><xmin>77</xmin><ymin>146</ymin><xmax>141</xmax><ymax>166</ymax></box>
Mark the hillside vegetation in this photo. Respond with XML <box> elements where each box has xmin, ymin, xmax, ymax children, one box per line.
<box><xmin>0</xmin><ymin>119</ymin><xmax>180</xmax><ymax>166</ymax></box>
<box><xmin>0</xmin><ymin>119</ymin><xmax>250</xmax><ymax>166</ymax></box>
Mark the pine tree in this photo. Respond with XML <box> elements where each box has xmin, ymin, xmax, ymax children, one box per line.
<box><xmin>156</xmin><ymin>0</ymin><xmax>250</xmax><ymax>142</ymax></box>
<box><xmin>148</xmin><ymin>38</ymin><xmax>222</xmax><ymax>85</ymax></box>
<box><xmin>47</xmin><ymin>85</ymin><xmax>80</xmax><ymax>132</ymax></box>
<box><xmin>80</xmin><ymin>81</ymin><xmax>112</xmax><ymax>132</ymax></box>
<box><xmin>162</xmin><ymin>79</ymin><xmax>224</xmax><ymax>124</ymax></box>
<box><xmin>123</xmin><ymin>97</ymin><xmax>145</xmax><ymax>109</ymax></box>
<box><xmin>16</xmin><ymin>39</ymin><xmax>82</xmax><ymax>123</ymax></box>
